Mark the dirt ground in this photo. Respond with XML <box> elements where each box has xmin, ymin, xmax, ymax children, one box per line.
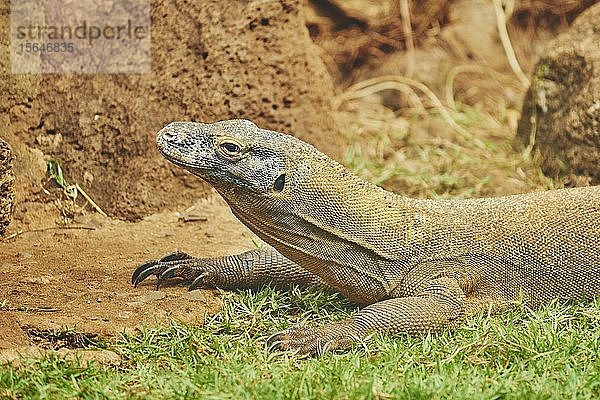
<box><xmin>0</xmin><ymin>0</ymin><xmax>595</xmax><ymax>358</ymax></box>
<box><xmin>0</xmin><ymin>196</ymin><xmax>255</xmax><ymax>351</ymax></box>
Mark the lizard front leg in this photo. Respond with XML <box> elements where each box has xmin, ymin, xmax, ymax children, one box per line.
<box><xmin>132</xmin><ymin>245</ymin><xmax>332</xmax><ymax>291</ymax></box>
<box><xmin>267</xmin><ymin>277</ymin><xmax>466</xmax><ymax>355</ymax></box>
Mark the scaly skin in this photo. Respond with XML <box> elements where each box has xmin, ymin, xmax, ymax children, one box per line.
<box><xmin>132</xmin><ymin>119</ymin><xmax>600</xmax><ymax>355</ymax></box>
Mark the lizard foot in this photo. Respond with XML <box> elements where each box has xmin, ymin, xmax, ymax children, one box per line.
<box><xmin>266</xmin><ymin>321</ymin><xmax>364</xmax><ymax>356</ymax></box>
<box><xmin>132</xmin><ymin>251</ymin><xmax>201</xmax><ymax>289</ymax></box>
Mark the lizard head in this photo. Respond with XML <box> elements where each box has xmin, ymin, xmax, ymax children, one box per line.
<box><xmin>156</xmin><ymin>119</ymin><xmax>311</xmax><ymax>197</ymax></box>
<box><xmin>156</xmin><ymin>119</ymin><xmax>389</xmax><ymax>275</ymax></box>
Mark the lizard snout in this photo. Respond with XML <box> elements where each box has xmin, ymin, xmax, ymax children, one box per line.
<box><xmin>157</xmin><ymin>122</ymin><xmax>187</xmax><ymax>144</ymax></box>
<box><xmin>160</xmin><ymin>129</ymin><xmax>177</xmax><ymax>142</ymax></box>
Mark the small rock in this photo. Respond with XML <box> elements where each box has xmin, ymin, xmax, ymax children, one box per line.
<box><xmin>177</xmin><ymin>212</ymin><xmax>209</xmax><ymax>222</ymax></box>
<box><xmin>17</xmin><ymin>252</ymin><xmax>33</xmax><ymax>260</ymax></box>
<box><xmin>141</xmin><ymin>291</ymin><xmax>166</xmax><ymax>302</ymax></box>
<box><xmin>83</xmin><ymin>171</ymin><xmax>94</xmax><ymax>185</ymax></box>
<box><xmin>23</xmin><ymin>276</ymin><xmax>50</xmax><ymax>284</ymax></box>
<box><xmin>181</xmin><ymin>290</ymin><xmax>207</xmax><ymax>301</ymax></box>
<box><xmin>117</xmin><ymin>311</ymin><xmax>132</xmax><ymax>319</ymax></box>
<box><xmin>0</xmin><ymin>346</ymin><xmax>42</xmax><ymax>367</ymax></box>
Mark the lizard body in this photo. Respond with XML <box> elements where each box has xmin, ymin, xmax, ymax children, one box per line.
<box><xmin>133</xmin><ymin>119</ymin><xmax>600</xmax><ymax>354</ymax></box>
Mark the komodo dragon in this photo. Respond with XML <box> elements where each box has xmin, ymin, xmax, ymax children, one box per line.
<box><xmin>132</xmin><ymin>119</ymin><xmax>600</xmax><ymax>355</ymax></box>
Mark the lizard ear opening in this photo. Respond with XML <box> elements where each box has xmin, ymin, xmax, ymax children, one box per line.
<box><xmin>273</xmin><ymin>173</ymin><xmax>286</xmax><ymax>192</ymax></box>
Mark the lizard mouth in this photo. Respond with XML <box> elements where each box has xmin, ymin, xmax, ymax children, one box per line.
<box><xmin>157</xmin><ymin>145</ymin><xmax>212</xmax><ymax>174</ymax></box>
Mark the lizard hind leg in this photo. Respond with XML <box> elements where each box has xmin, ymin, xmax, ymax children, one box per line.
<box><xmin>267</xmin><ymin>276</ymin><xmax>467</xmax><ymax>356</ymax></box>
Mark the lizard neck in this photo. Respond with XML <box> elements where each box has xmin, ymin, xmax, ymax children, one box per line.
<box><xmin>218</xmin><ymin>158</ymin><xmax>419</xmax><ymax>303</ymax></box>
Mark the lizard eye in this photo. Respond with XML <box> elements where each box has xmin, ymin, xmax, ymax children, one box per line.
<box><xmin>218</xmin><ymin>140</ymin><xmax>242</xmax><ymax>156</ymax></box>
<box><xmin>273</xmin><ymin>173</ymin><xmax>285</xmax><ymax>192</ymax></box>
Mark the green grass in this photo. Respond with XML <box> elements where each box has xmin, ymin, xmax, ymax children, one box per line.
<box><xmin>1</xmin><ymin>287</ymin><xmax>598</xmax><ymax>399</ymax></box>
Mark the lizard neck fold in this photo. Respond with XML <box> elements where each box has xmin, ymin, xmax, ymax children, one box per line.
<box><xmin>218</xmin><ymin>157</ymin><xmax>419</xmax><ymax>303</ymax></box>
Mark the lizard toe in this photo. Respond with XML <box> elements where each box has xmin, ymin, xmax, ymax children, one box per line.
<box><xmin>133</xmin><ymin>252</ymin><xmax>227</xmax><ymax>290</ymax></box>
<box><xmin>159</xmin><ymin>251</ymin><xmax>193</xmax><ymax>263</ymax></box>
<box><xmin>188</xmin><ymin>272</ymin><xmax>209</xmax><ymax>291</ymax></box>
<box><xmin>265</xmin><ymin>322</ymin><xmax>361</xmax><ymax>356</ymax></box>
<box><xmin>133</xmin><ymin>255</ymin><xmax>198</xmax><ymax>288</ymax></box>
<box><xmin>132</xmin><ymin>260</ymin><xmax>162</xmax><ymax>287</ymax></box>
<box><xmin>156</xmin><ymin>265</ymin><xmax>183</xmax><ymax>289</ymax></box>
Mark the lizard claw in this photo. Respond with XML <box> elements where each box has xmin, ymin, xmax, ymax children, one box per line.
<box><xmin>157</xmin><ymin>251</ymin><xmax>194</xmax><ymax>263</ymax></box>
<box><xmin>132</xmin><ymin>251</ymin><xmax>220</xmax><ymax>290</ymax></box>
<box><xmin>156</xmin><ymin>266</ymin><xmax>180</xmax><ymax>289</ymax></box>
<box><xmin>132</xmin><ymin>251</ymin><xmax>193</xmax><ymax>287</ymax></box>
<box><xmin>188</xmin><ymin>272</ymin><xmax>208</xmax><ymax>291</ymax></box>
<box><xmin>264</xmin><ymin>321</ymin><xmax>362</xmax><ymax>356</ymax></box>
<box><xmin>131</xmin><ymin>260</ymin><xmax>161</xmax><ymax>287</ymax></box>
<box><xmin>265</xmin><ymin>331</ymin><xmax>287</xmax><ymax>352</ymax></box>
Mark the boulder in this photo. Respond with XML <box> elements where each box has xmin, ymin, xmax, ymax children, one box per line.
<box><xmin>516</xmin><ymin>4</ymin><xmax>600</xmax><ymax>184</ymax></box>
<box><xmin>0</xmin><ymin>137</ymin><xmax>14</xmax><ymax>236</ymax></box>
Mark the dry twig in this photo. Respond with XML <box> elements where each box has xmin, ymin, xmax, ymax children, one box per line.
<box><xmin>444</xmin><ymin>64</ymin><xmax>514</xmax><ymax>110</ymax></box>
<box><xmin>399</xmin><ymin>0</ymin><xmax>415</xmax><ymax>78</ymax></box>
<box><xmin>337</xmin><ymin>75</ymin><xmax>486</xmax><ymax>149</ymax></box>
<box><xmin>1</xmin><ymin>225</ymin><xmax>97</xmax><ymax>242</ymax></box>
<box><xmin>493</xmin><ymin>0</ymin><xmax>530</xmax><ymax>87</ymax></box>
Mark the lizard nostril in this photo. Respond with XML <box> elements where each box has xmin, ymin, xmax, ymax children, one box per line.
<box><xmin>161</xmin><ymin>130</ymin><xmax>176</xmax><ymax>141</ymax></box>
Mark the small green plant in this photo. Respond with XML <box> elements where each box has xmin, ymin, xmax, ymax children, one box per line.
<box><xmin>46</xmin><ymin>159</ymin><xmax>77</xmax><ymax>198</ymax></box>
<box><xmin>45</xmin><ymin>159</ymin><xmax>107</xmax><ymax>216</ymax></box>
<box><xmin>533</xmin><ymin>62</ymin><xmax>551</xmax><ymax>81</ymax></box>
